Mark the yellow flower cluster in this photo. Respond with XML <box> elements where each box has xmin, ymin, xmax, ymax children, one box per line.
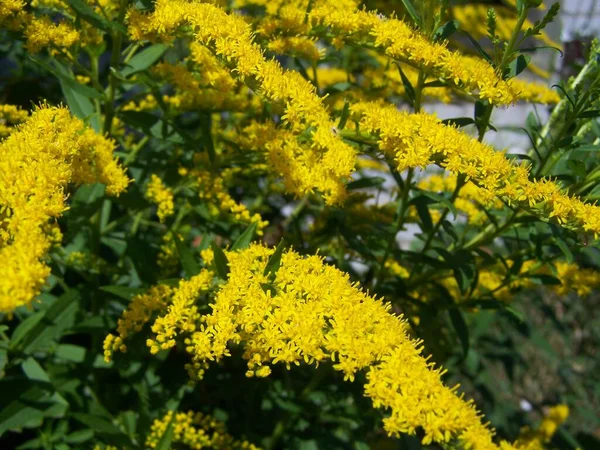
<box><xmin>398</xmin><ymin>256</ymin><xmax>600</xmax><ymax>304</ymax></box>
<box><xmin>352</xmin><ymin>101</ymin><xmax>600</xmax><ymax>236</ymax></box>
<box><xmin>146</xmin><ymin>174</ymin><xmax>175</xmax><ymax>222</ymax></box>
<box><xmin>24</xmin><ymin>16</ymin><xmax>80</xmax><ymax>54</ymax></box>
<box><xmin>309</xmin><ymin>6</ymin><xmax>517</xmax><ymax>104</ymax></box>
<box><xmin>103</xmin><ymin>284</ymin><xmax>173</xmax><ymax>361</ymax></box>
<box><xmin>146</xmin><ymin>410</ymin><xmax>260</xmax><ymax>450</ymax></box>
<box><xmin>516</xmin><ymin>405</ymin><xmax>569</xmax><ymax>450</ymax></box>
<box><xmin>0</xmin><ymin>0</ymin><xmax>26</xmax><ymax>30</ymax></box>
<box><xmin>453</xmin><ymin>3</ymin><xmax>558</xmax><ymax>51</ymax></box>
<box><xmin>0</xmin><ymin>0</ymin><xmax>110</xmax><ymax>53</ymax></box>
<box><xmin>0</xmin><ymin>105</ymin><xmax>129</xmax><ymax>313</ymax></box>
<box><xmin>127</xmin><ymin>0</ymin><xmax>356</xmax><ymax>204</ymax></box>
<box><xmin>553</xmin><ymin>262</ymin><xmax>600</xmax><ymax>297</ymax></box>
<box><xmin>192</xmin><ymin>169</ymin><xmax>269</xmax><ymax>235</ymax></box>
<box><xmin>237</xmin><ymin>1</ymin><xmax>557</xmax><ymax>105</ymax></box>
<box><xmin>0</xmin><ymin>104</ymin><xmax>28</xmax><ymax>138</ymax></box>
<box><xmin>146</xmin><ymin>270</ymin><xmax>214</xmax><ymax>355</ymax></box>
<box><xmin>131</xmin><ymin>243</ymin><xmax>520</xmax><ymax>448</ymax></box>
<box><xmin>151</xmin><ymin>49</ymin><xmax>259</xmax><ymax>113</ymax></box>
<box><xmin>459</xmin><ymin>57</ymin><xmax>560</xmax><ymax>105</ymax></box>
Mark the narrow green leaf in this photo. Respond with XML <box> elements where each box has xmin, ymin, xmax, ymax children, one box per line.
<box><xmin>413</xmin><ymin>197</ymin><xmax>433</xmax><ymax>232</ymax></box>
<box><xmin>121</xmin><ymin>44</ymin><xmax>168</xmax><ymax>77</ymax></box>
<box><xmin>554</xmin><ymin>237</ymin><xmax>574</xmax><ymax>264</ymax></box>
<box><xmin>154</xmin><ymin>414</ymin><xmax>175</xmax><ymax>450</ymax></box>
<box><xmin>55</xmin><ymin>344</ymin><xmax>87</xmax><ymax>363</ymax></box>
<box><xmin>199</xmin><ymin>112</ymin><xmax>216</xmax><ymax>164</ymax></box>
<box><xmin>10</xmin><ymin>311</ymin><xmax>45</xmax><ymax>347</ymax></box>
<box><xmin>72</xmin><ymin>413</ymin><xmax>131</xmax><ymax>446</ymax></box>
<box><xmin>441</xmin><ymin>220</ymin><xmax>458</xmax><ymax>242</ymax></box>
<box><xmin>22</xmin><ymin>358</ymin><xmax>51</xmax><ymax>382</ymax></box>
<box><xmin>573</xmin><ymin>144</ymin><xmax>600</xmax><ymax>152</ymax></box>
<box><xmin>463</xmin><ymin>32</ymin><xmax>494</xmax><ymax>65</ymax></box>
<box><xmin>526</xmin><ymin>274</ymin><xmax>561</xmax><ymax>285</ymax></box>
<box><xmin>100</xmin><ymin>285</ymin><xmax>146</xmax><ymax>300</ymax></box>
<box><xmin>337</xmin><ymin>99</ymin><xmax>350</xmax><ymax>129</ymax></box>
<box><xmin>12</xmin><ymin>290</ymin><xmax>80</xmax><ymax>355</ymax></box>
<box><xmin>330</xmin><ymin>82</ymin><xmax>352</xmax><ymax>92</ymax></box>
<box><xmin>231</xmin><ymin>222</ymin><xmax>258</xmax><ymax>251</ymax></box>
<box><xmin>264</xmin><ymin>240</ymin><xmax>286</xmax><ymax>277</ymax></box>
<box><xmin>449</xmin><ymin>308</ymin><xmax>470</xmax><ymax>358</ymax></box>
<box><xmin>347</xmin><ymin>176</ymin><xmax>386</xmax><ymax>190</ymax></box>
<box><xmin>395</xmin><ymin>63</ymin><xmax>416</xmax><ymax>107</ymax></box>
<box><xmin>399</xmin><ymin>0</ymin><xmax>423</xmax><ymax>28</ymax></box>
<box><xmin>175</xmin><ymin>235</ymin><xmax>201</xmax><ymax>277</ymax></box>
<box><xmin>211</xmin><ymin>243</ymin><xmax>230</xmax><ymax>279</ymax></box>
<box><xmin>506</xmin><ymin>54</ymin><xmax>531</xmax><ymax>78</ymax></box>
<box><xmin>419</xmin><ymin>191</ymin><xmax>458</xmax><ymax>219</ymax></box>
<box><xmin>118</xmin><ymin>111</ymin><xmax>160</xmax><ymax>132</ymax></box>
<box><xmin>433</xmin><ymin>20</ymin><xmax>459</xmax><ymax>42</ymax></box>
<box><xmin>442</xmin><ymin>117</ymin><xmax>475</xmax><ymax>128</ymax></box>
<box><xmin>65</xmin><ymin>0</ymin><xmax>126</xmax><ymax>33</ymax></box>
<box><xmin>32</xmin><ymin>57</ymin><xmax>101</xmax><ymax>97</ymax></box>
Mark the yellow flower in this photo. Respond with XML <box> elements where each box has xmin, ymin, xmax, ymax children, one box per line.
<box><xmin>126</xmin><ymin>0</ymin><xmax>356</xmax><ymax>203</ymax></box>
<box><xmin>133</xmin><ymin>243</ymin><xmax>520</xmax><ymax>448</ymax></box>
<box><xmin>146</xmin><ymin>410</ymin><xmax>260</xmax><ymax>449</ymax></box>
<box><xmin>146</xmin><ymin>174</ymin><xmax>175</xmax><ymax>222</ymax></box>
<box><xmin>0</xmin><ymin>105</ymin><xmax>129</xmax><ymax>312</ymax></box>
<box><xmin>309</xmin><ymin>6</ymin><xmax>517</xmax><ymax>104</ymax></box>
<box><xmin>352</xmin><ymin>101</ymin><xmax>600</xmax><ymax>236</ymax></box>
<box><xmin>24</xmin><ymin>16</ymin><xmax>80</xmax><ymax>53</ymax></box>
<box><xmin>516</xmin><ymin>404</ymin><xmax>569</xmax><ymax>448</ymax></box>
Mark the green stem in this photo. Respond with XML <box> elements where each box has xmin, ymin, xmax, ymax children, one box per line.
<box><xmin>103</xmin><ymin>0</ymin><xmax>128</xmax><ymax>135</ymax></box>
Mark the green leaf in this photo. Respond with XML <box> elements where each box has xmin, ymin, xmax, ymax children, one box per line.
<box><xmin>11</xmin><ymin>290</ymin><xmax>80</xmax><ymax>355</ymax></box>
<box><xmin>199</xmin><ymin>112</ymin><xmax>216</xmax><ymax>164</ymax></box>
<box><xmin>65</xmin><ymin>0</ymin><xmax>126</xmax><ymax>33</ymax></box>
<box><xmin>118</xmin><ymin>111</ymin><xmax>160</xmax><ymax>133</ymax></box>
<box><xmin>442</xmin><ymin>117</ymin><xmax>475</xmax><ymax>128</ymax></box>
<box><xmin>554</xmin><ymin>237</ymin><xmax>574</xmax><ymax>264</ymax></box>
<box><xmin>573</xmin><ymin>144</ymin><xmax>600</xmax><ymax>152</ymax></box>
<box><xmin>418</xmin><ymin>191</ymin><xmax>458</xmax><ymax>219</ymax></box>
<box><xmin>211</xmin><ymin>243</ymin><xmax>230</xmax><ymax>279</ymax></box>
<box><xmin>526</xmin><ymin>274</ymin><xmax>561</xmax><ymax>285</ymax></box>
<box><xmin>337</xmin><ymin>99</ymin><xmax>350</xmax><ymax>129</ymax></box>
<box><xmin>264</xmin><ymin>240</ymin><xmax>286</xmax><ymax>277</ymax></box>
<box><xmin>120</xmin><ymin>44</ymin><xmax>168</xmax><ymax>77</ymax></box>
<box><xmin>413</xmin><ymin>196</ymin><xmax>433</xmax><ymax>232</ymax></box>
<box><xmin>10</xmin><ymin>311</ymin><xmax>45</xmax><ymax>347</ymax></box>
<box><xmin>330</xmin><ymin>82</ymin><xmax>352</xmax><ymax>92</ymax></box>
<box><xmin>100</xmin><ymin>285</ymin><xmax>146</xmax><ymax>300</ymax></box>
<box><xmin>31</xmin><ymin>59</ymin><xmax>100</xmax><ymax>127</ymax></box>
<box><xmin>55</xmin><ymin>344</ymin><xmax>87</xmax><ymax>363</ymax></box>
<box><xmin>153</xmin><ymin>414</ymin><xmax>175</xmax><ymax>450</ymax></box>
<box><xmin>65</xmin><ymin>429</ymin><xmax>95</xmax><ymax>444</ymax></box>
<box><xmin>260</xmin><ymin>283</ymin><xmax>277</xmax><ymax>296</ymax></box>
<box><xmin>231</xmin><ymin>222</ymin><xmax>258</xmax><ymax>251</ymax></box>
<box><xmin>449</xmin><ymin>308</ymin><xmax>470</xmax><ymax>358</ymax></box>
<box><xmin>433</xmin><ymin>20</ymin><xmax>459</xmax><ymax>42</ymax></box>
<box><xmin>506</xmin><ymin>54</ymin><xmax>531</xmax><ymax>78</ymax></box>
<box><xmin>463</xmin><ymin>31</ymin><xmax>494</xmax><ymax>65</ymax></box>
<box><xmin>175</xmin><ymin>235</ymin><xmax>201</xmax><ymax>277</ymax></box>
<box><xmin>399</xmin><ymin>0</ymin><xmax>423</xmax><ymax>28</ymax></box>
<box><xmin>347</xmin><ymin>176</ymin><xmax>386</xmax><ymax>190</ymax></box>
<box><xmin>441</xmin><ymin>220</ymin><xmax>459</xmax><ymax>242</ymax></box>
<box><xmin>31</xmin><ymin>58</ymin><xmax>103</xmax><ymax>100</ymax></box>
<box><xmin>72</xmin><ymin>413</ymin><xmax>132</xmax><ymax>446</ymax></box>
<box><xmin>21</xmin><ymin>357</ymin><xmax>51</xmax><ymax>382</ymax></box>
<box><xmin>0</xmin><ymin>378</ymin><xmax>64</xmax><ymax>434</ymax></box>
<box><xmin>395</xmin><ymin>63</ymin><xmax>416</xmax><ymax>107</ymax></box>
